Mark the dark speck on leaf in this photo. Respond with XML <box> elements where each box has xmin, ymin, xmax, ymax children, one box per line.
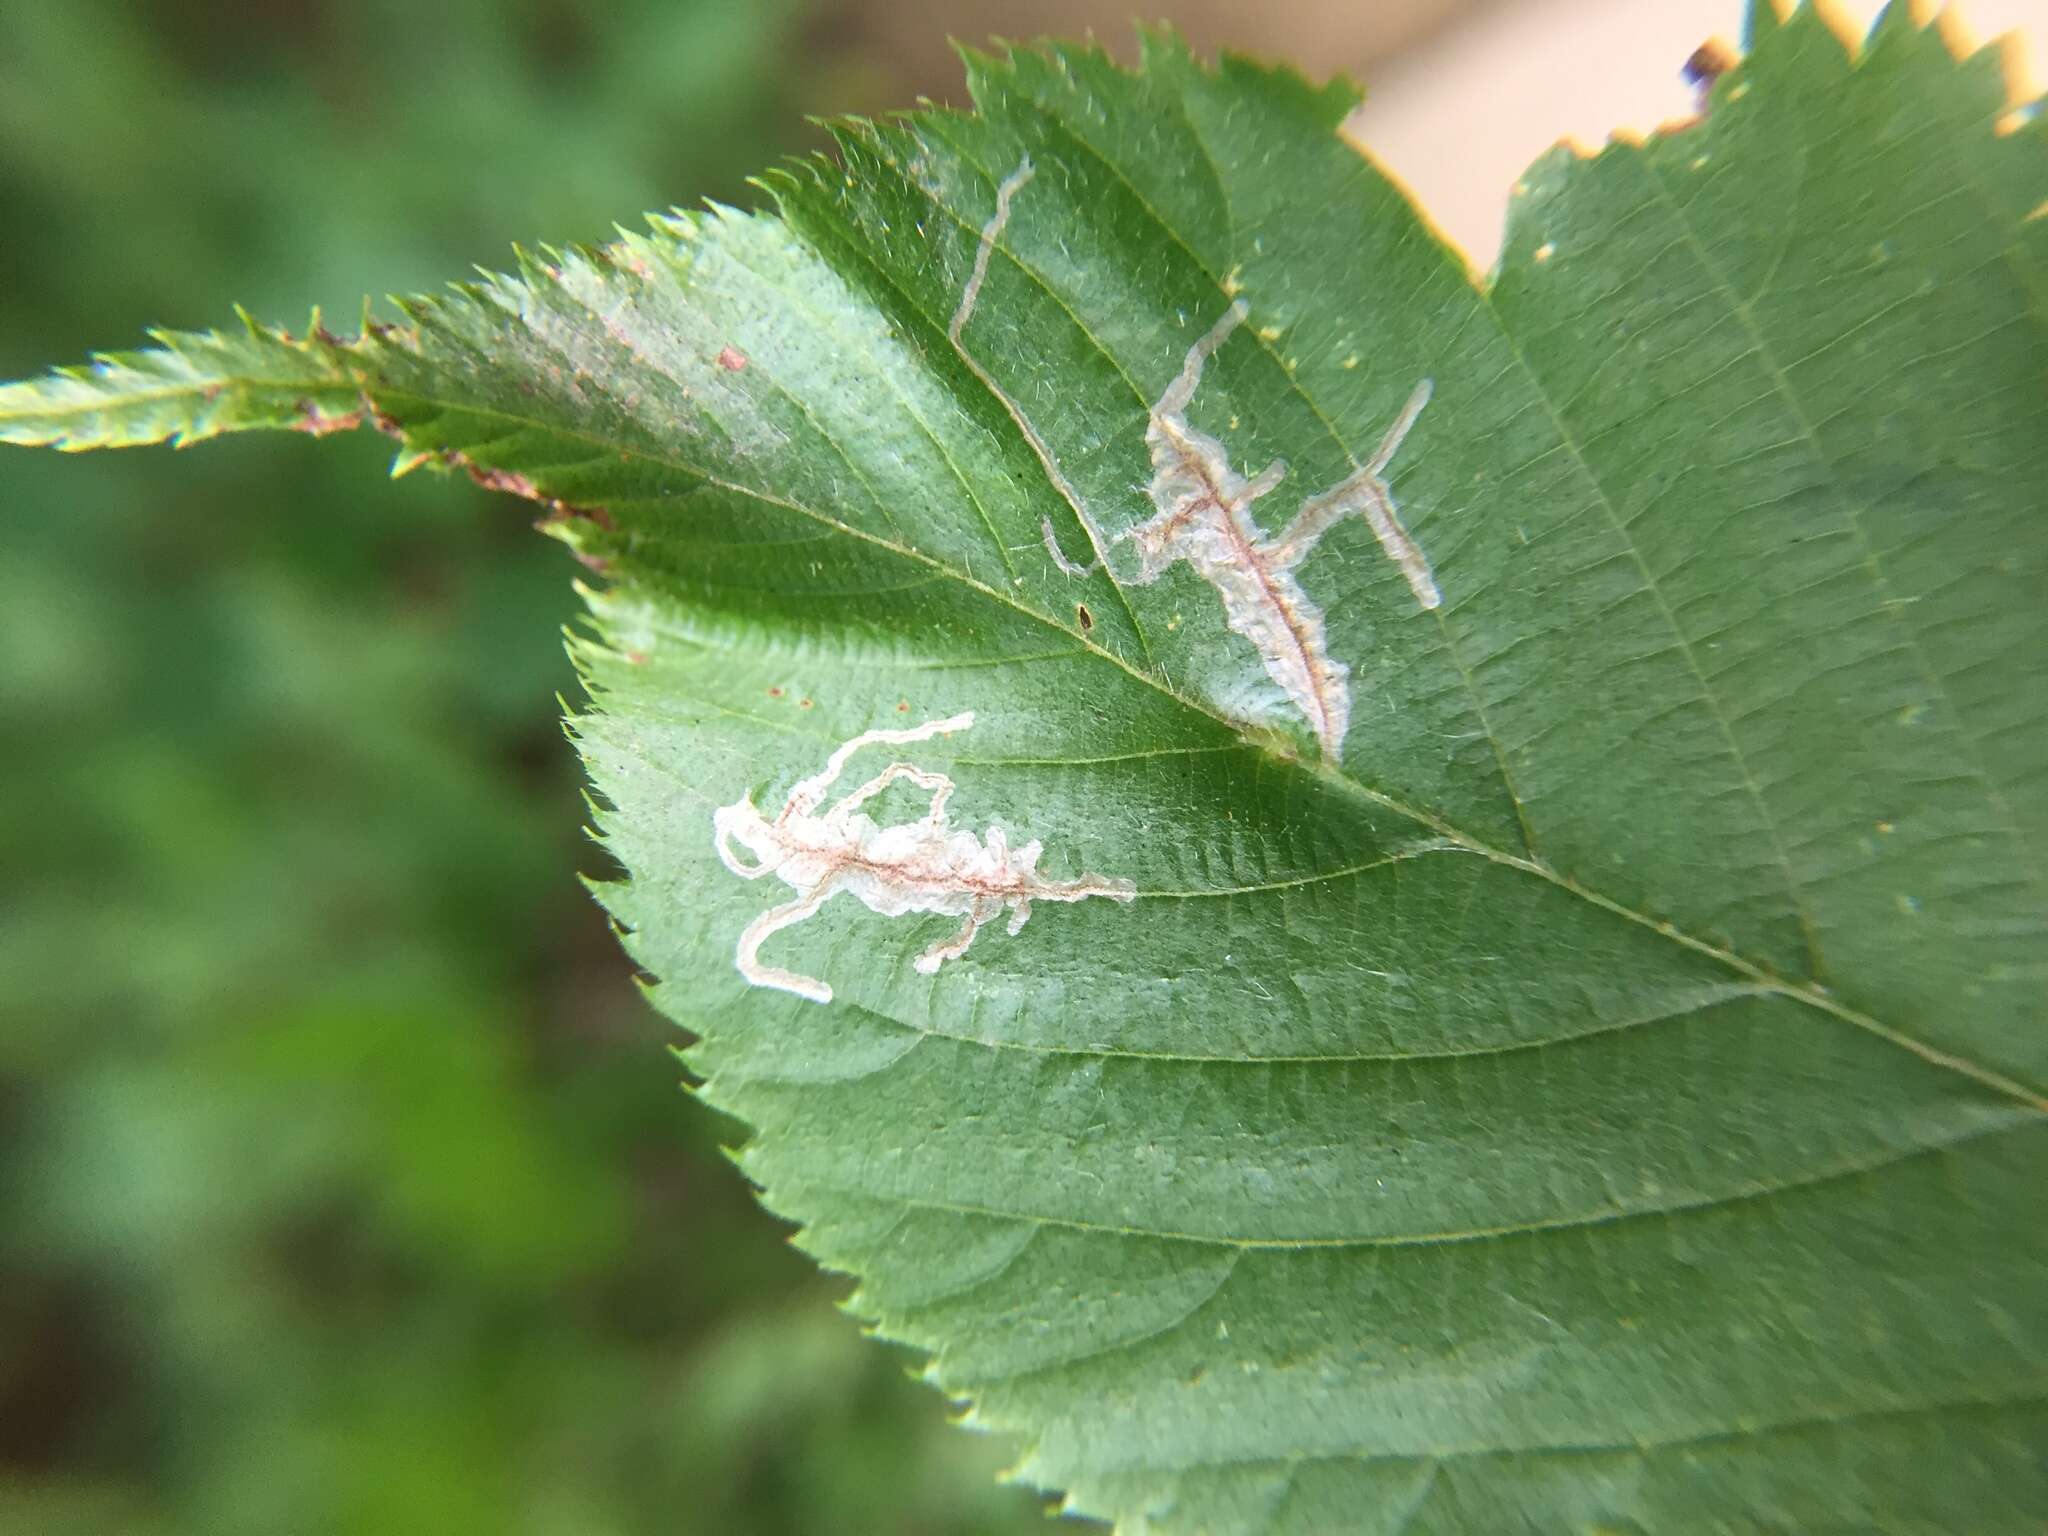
<box><xmin>1076</xmin><ymin>602</ymin><xmax>1094</xmax><ymax>631</ymax></box>
<box><xmin>1683</xmin><ymin>39</ymin><xmax>1736</xmax><ymax>111</ymax></box>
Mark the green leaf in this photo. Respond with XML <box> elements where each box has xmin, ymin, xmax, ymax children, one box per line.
<box><xmin>0</xmin><ymin>312</ymin><xmax>361</xmax><ymax>448</ymax></box>
<box><xmin>5</xmin><ymin>5</ymin><xmax>2045</xmax><ymax>1529</ymax></box>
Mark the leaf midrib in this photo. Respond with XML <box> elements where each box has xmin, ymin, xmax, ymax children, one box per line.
<box><xmin>925</xmin><ymin>98</ymin><xmax>1545</xmax><ymax>850</ymax></box>
<box><xmin>49</xmin><ymin>318</ymin><xmax>2035</xmax><ymax>1114</ymax></box>
<box><xmin>818</xmin><ymin>135</ymin><xmax>2048</xmax><ymax>1110</ymax></box>
<box><xmin>358</xmin><ymin>355</ymin><xmax>2047</xmax><ymax>1114</ymax></box>
<box><xmin>921</xmin><ymin>97</ymin><xmax>1846</xmax><ymax>988</ymax></box>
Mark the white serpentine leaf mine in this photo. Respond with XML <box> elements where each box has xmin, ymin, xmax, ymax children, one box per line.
<box><xmin>946</xmin><ymin>157</ymin><xmax>1115</xmax><ymax>576</ymax></box>
<box><xmin>949</xmin><ymin>156</ymin><xmax>1034</xmax><ymax>342</ymax></box>
<box><xmin>712</xmin><ymin>713</ymin><xmax>1137</xmax><ymax>1003</ymax></box>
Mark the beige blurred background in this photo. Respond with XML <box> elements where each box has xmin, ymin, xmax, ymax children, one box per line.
<box><xmin>825</xmin><ymin>0</ymin><xmax>2040</xmax><ymax>267</ymax></box>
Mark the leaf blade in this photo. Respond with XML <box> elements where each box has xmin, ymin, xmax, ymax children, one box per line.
<box><xmin>0</xmin><ymin>317</ymin><xmax>361</xmax><ymax>449</ymax></box>
<box><xmin>3</xmin><ymin>8</ymin><xmax>2043</xmax><ymax>1530</ymax></box>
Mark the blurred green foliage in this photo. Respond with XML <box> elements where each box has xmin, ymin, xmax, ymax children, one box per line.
<box><xmin>0</xmin><ymin>3</ymin><xmax>1049</xmax><ymax>1530</ymax></box>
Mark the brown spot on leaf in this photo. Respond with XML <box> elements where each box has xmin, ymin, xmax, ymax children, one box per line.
<box><xmin>1683</xmin><ymin>39</ymin><xmax>1735</xmax><ymax>90</ymax></box>
<box><xmin>360</xmin><ymin>395</ymin><xmax>621</xmax><ymax>537</ymax></box>
<box><xmin>443</xmin><ymin>453</ymin><xmax>617</xmax><ymax>530</ymax></box>
<box><xmin>717</xmin><ymin>345</ymin><xmax>748</xmax><ymax>372</ymax></box>
<box><xmin>767</xmin><ymin>686</ymin><xmax>784</xmax><ymax>698</ymax></box>
<box><xmin>1076</xmin><ymin>601</ymin><xmax>1094</xmax><ymax>631</ymax></box>
<box><xmin>798</xmin><ymin>697</ymin><xmax>814</xmax><ymax>709</ymax></box>
<box><xmin>363</xmin><ymin>398</ymin><xmax>407</xmax><ymax>440</ymax></box>
<box><xmin>463</xmin><ymin>462</ymin><xmax>543</xmax><ymax>500</ymax></box>
<box><xmin>290</xmin><ymin>399</ymin><xmax>365</xmax><ymax>437</ymax></box>
<box><xmin>1683</xmin><ymin>39</ymin><xmax>1737</xmax><ymax>113</ymax></box>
